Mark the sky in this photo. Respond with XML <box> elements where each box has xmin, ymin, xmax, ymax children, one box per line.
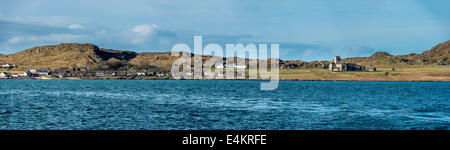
<box><xmin>0</xmin><ymin>0</ymin><xmax>449</xmax><ymax>61</ymax></box>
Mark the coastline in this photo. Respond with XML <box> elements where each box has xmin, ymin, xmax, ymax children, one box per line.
<box><xmin>1</xmin><ymin>77</ymin><xmax>449</xmax><ymax>82</ymax></box>
<box><xmin>2</xmin><ymin>65</ymin><xmax>449</xmax><ymax>82</ymax></box>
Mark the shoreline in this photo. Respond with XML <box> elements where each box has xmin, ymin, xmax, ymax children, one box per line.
<box><xmin>1</xmin><ymin>77</ymin><xmax>449</xmax><ymax>82</ymax></box>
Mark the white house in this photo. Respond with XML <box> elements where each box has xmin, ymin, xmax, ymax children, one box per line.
<box><xmin>1</xmin><ymin>64</ymin><xmax>15</xmax><ymax>68</ymax></box>
<box><xmin>216</xmin><ymin>64</ymin><xmax>247</xmax><ymax>69</ymax></box>
<box><xmin>136</xmin><ymin>72</ymin><xmax>146</xmax><ymax>76</ymax></box>
<box><xmin>215</xmin><ymin>64</ymin><xmax>224</xmax><ymax>69</ymax></box>
<box><xmin>37</xmin><ymin>70</ymin><xmax>50</xmax><ymax>76</ymax></box>
<box><xmin>0</xmin><ymin>72</ymin><xmax>10</xmax><ymax>77</ymax></box>
<box><xmin>19</xmin><ymin>72</ymin><xmax>31</xmax><ymax>77</ymax></box>
<box><xmin>225</xmin><ymin>64</ymin><xmax>247</xmax><ymax>69</ymax></box>
<box><xmin>28</xmin><ymin>68</ymin><xmax>49</xmax><ymax>75</ymax></box>
<box><xmin>27</xmin><ymin>68</ymin><xmax>38</xmax><ymax>73</ymax></box>
<box><xmin>96</xmin><ymin>72</ymin><xmax>115</xmax><ymax>77</ymax></box>
<box><xmin>156</xmin><ymin>73</ymin><xmax>167</xmax><ymax>77</ymax></box>
<box><xmin>235</xmin><ymin>65</ymin><xmax>247</xmax><ymax>69</ymax></box>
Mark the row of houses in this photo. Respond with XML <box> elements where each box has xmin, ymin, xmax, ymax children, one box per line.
<box><xmin>172</xmin><ymin>71</ymin><xmax>247</xmax><ymax>79</ymax></box>
<box><xmin>1</xmin><ymin>66</ymin><xmax>253</xmax><ymax>79</ymax></box>
<box><xmin>0</xmin><ymin>66</ymin><xmax>172</xmax><ymax>78</ymax></box>
<box><xmin>0</xmin><ymin>72</ymin><xmax>31</xmax><ymax>78</ymax></box>
<box><xmin>27</xmin><ymin>68</ymin><xmax>50</xmax><ymax>76</ymax></box>
<box><xmin>0</xmin><ymin>64</ymin><xmax>16</xmax><ymax>68</ymax></box>
<box><xmin>215</xmin><ymin>64</ymin><xmax>247</xmax><ymax>69</ymax></box>
<box><xmin>0</xmin><ymin>71</ymin><xmax>171</xmax><ymax>78</ymax></box>
<box><xmin>95</xmin><ymin>71</ymin><xmax>169</xmax><ymax>77</ymax></box>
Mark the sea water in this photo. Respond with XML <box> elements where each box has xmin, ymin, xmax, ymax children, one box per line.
<box><xmin>0</xmin><ymin>80</ymin><xmax>448</xmax><ymax>130</ymax></box>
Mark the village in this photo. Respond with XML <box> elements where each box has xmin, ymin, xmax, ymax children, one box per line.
<box><xmin>0</xmin><ymin>56</ymin><xmax>376</xmax><ymax>79</ymax></box>
<box><xmin>0</xmin><ymin>65</ymin><xmax>171</xmax><ymax>79</ymax></box>
<box><xmin>0</xmin><ymin>63</ymin><xmax>250</xmax><ymax>79</ymax></box>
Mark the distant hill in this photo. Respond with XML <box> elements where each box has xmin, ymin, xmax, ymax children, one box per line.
<box><xmin>343</xmin><ymin>40</ymin><xmax>450</xmax><ymax>66</ymax></box>
<box><xmin>0</xmin><ymin>43</ymin><xmax>178</xmax><ymax>70</ymax></box>
<box><xmin>0</xmin><ymin>43</ymin><xmax>103</xmax><ymax>69</ymax></box>
<box><xmin>0</xmin><ymin>40</ymin><xmax>449</xmax><ymax>70</ymax></box>
<box><xmin>0</xmin><ymin>43</ymin><xmax>256</xmax><ymax>71</ymax></box>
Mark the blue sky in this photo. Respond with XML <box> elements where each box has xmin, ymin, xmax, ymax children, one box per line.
<box><xmin>0</xmin><ymin>0</ymin><xmax>449</xmax><ymax>61</ymax></box>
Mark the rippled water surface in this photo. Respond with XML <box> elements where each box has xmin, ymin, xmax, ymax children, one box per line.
<box><xmin>0</xmin><ymin>80</ymin><xmax>449</xmax><ymax>129</ymax></box>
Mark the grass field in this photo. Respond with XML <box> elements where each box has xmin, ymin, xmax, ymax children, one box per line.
<box><xmin>279</xmin><ymin>65</ymin><xmax>450</xmax><ymax>81</ymax></box>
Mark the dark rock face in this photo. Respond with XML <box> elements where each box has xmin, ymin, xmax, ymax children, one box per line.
<box><xmin>97</xmin><ymin>48</ymin><xmax>137</xmax><ymax>61</ymax></box>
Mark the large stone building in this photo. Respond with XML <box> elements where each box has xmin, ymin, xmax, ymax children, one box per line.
<box><xmin>329</xmin><ymin>56</ymin><xmax>347</xmax><ymax>71</ymax></box>
<box><xmin>329</xmin><ymin>56</ymin><xmax>376</xmax><ymax>72</ymax></box>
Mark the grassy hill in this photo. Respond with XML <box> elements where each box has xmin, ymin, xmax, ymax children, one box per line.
<box><xmin>0</xmin><ymin>40</ymin><xmax>449</xmax><ymax>72</ymax></box>
<box><xmin>0</xmin><ymin>43</ymin><xmax>176</xmax><ymax>70</ymax></box>
<box><xmin>0</xmin><ymin>43</ymin><xmax>141</xmax><ymax>69</ymax></box>
<box><xmin>0</xmin><ymin>43</ymin><xmax>253</xmax><ymax>71</ymax></box>
<box><xmin>0</xmin><ymin>41</ymin><xmax>448</xmax><ymax>81</ymax></box>
<box><xmin>0</xmin><ymin>43</ymin><xmax>102</xmax><ymax>69</ymax></box>
<box><xmin>343</xmin><ymin>40</ymin><xmax>450</xmax><ymax>66</ymax></box>
<box><xmin>277</xmin><ymin>40</ymin><xmax>450</xmax><ymax>81</ymax></box>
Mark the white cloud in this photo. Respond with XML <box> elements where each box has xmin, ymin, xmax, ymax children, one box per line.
<box><xmin>69</xmin><ymin>24</ymin><xmax>84</xmax><ymax>29</ymax></box>
<box><xmin>0</xmin><ymin>14</ymin><xmax>88</xmax><ymax>28</ymax></box>
<box><xmin>98</xmin><ymin>30</ymin><xmax>107</xmax><ymax>34</ymax></box>
<box><xmin>23</xmin><ymin>16</ymin><xmax>88</xmax><ymax>28</ymax></box>
<box><xmin>4</xmin><ymin>34</ymin><xmax>87</xmax><ymax>45</ymax></box>
<box><xmin>123</xmin><ymin>24</ymin><xmax>161</xmax><ymax>45</ymax></box>
<box><xmin>132</xmin><ymin>24</ymin><xmax>159</xmax><ymax>36</ymax></box>
<box><xmin>0</xmin><ymin>13</ymin><xmax>19</xmax><ymax>22</ymax></box>
<box><xmin>6</xmin><ymin>37</ymin><xmax>23</xmax><ymax>44</ymax></box>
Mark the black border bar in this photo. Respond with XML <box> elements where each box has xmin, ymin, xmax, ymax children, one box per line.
<box><xmin>0</xmin><ymin>130</ymin><xmax>448</xmax><ymax>148</ymax></box>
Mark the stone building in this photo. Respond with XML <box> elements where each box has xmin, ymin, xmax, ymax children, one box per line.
<box><xmin>329</xmin><ymin>56</ymin><xmax>346</xmax><ymax>71</ymax></box>
<box><xmin>329</xmin><ymin>56</ymin><xmax>376</xmax><ymax>72</ymax></box>
<box><xmin>366</xmin><ymin>66</ymin><xmax>377</xmax><ymax>72</ymax></box>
